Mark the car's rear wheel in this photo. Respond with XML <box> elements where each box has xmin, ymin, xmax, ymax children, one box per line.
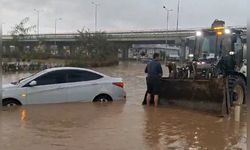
<box><xmin>93</xmin><ymin>94</ymin><xmax>112</xmax><ymax>102</ymax></box>
<box><xmin>3</xmin><ymin>99</ymin><xmax>21</xmax><ymax>107</ymax></box>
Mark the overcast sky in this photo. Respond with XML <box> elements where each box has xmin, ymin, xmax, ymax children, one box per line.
<box><xmin>0</xmin><ymin>0</ymin><xmax>247</xmax><ymax>34</ymax></box>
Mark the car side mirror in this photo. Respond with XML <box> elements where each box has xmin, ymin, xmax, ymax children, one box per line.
<box><xmin>29</xmin><ymin>81</ymin><xmax>37</xmax><ymax>87</ymax></box>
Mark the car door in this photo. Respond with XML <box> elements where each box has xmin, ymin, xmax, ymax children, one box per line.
<box><xmin>25</xmin><ymin>70</ymin><xmax>68</xmax><ymax>104</ymax></box>
<box><xmin>65</xmin><ymin>70</ymin><xmax>103</xmax><ymax>102</ymax></box>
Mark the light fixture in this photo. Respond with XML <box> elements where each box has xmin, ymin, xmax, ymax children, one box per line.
<box><xmin>229</xmin><ymin>51</ymin><xmax>235</xmax><ymax>55</ymax></box>
<box><xmin>196</xmin><ymin>31</ymin><xmax>202</xmax><ymax>37</ymax></box>
<box><xmin>224</xmin><ymin>29</ymin><xmax>231</xmax><ymax>34</ymax></box>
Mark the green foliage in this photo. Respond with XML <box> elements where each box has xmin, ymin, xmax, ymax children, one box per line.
<box><xmin>68</xmin><ymin>29</ymin><xmax>118</xmax><ymax>67</ymax></box>
<box><xmin>10</xmin><ymin>17</ymin><xmax>36</xmax><ymax>36</ymax></box>
<box><xmin>6</xmin><ymin>21</ymin><xmax>118</xmax><ymax>68</ymax></box>
<box><xmin>9</xmin><ymin>17</ymin><xmax>36</xmax><ymax>60</ymax></box>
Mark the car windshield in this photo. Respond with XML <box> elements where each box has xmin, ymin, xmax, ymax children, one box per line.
<box><xmin>10</xmin><ymin>70</ymin><xmax>44</xmax><ymax>85</ymax></box>
<box><xmin>10</xmin><ymin>74</ymin><xmax>34</xmax><ymax>85</ymax></box>
<box><xmin>197</xmin><ymin>34</ymin><xmax>232</xmax><ymax>60</ymax></box>
<box><xmin>198</xmin><ymin>35</ymin><xmax>217</xmax><ymax>59</ymax></box>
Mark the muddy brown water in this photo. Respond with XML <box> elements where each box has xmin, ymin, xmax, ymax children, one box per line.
<box><xmin>1</xmin><ymin>61</ymin><xmax>246</xmax><ymax>150</ymax></box>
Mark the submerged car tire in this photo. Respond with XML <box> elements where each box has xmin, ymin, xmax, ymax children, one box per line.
<box><xmin>3</xmin><ymin>99</ymin><xmax>21</xmax><ymax>107</ymax></box>
<box><xmin>93</xmin><ymin>94</ymin><xmax>113</xmax><ymax>102</ymax></box>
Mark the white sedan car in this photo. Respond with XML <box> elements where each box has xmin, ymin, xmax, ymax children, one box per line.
<box><xmin>2</xmin><ymin>67</ymin><xmax>126</xmax><ymax>107</ymax></box>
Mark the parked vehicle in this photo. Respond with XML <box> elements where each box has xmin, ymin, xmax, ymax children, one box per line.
<box><xmin>167</xmin><ymin>54</ymin><xmax>180</xmax><ymax>61</ymax></box>
<box><xmin>2</xmin><ymin>67</ymin><xmax>126</xmax><ymax>107</ymax></box>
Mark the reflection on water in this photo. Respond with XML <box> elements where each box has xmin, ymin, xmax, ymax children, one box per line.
<box><xmin>142</xmin><ymin>106</ymin><xmax>247</xmax><ymax>149</ymax></box>
<box><xmin>1</xmin><ymin>61</ymin><xmax>246</xmax><ymax>150</ymax></box>
<box><xmin>20</xmin><ymin>108</ymin><xmax>28</xmax><ymax>122</ymax></box>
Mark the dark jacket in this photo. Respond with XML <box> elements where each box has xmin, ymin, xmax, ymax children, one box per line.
<box><xmin>145</xmin><ymin>59</ymin><xmax>163</xmax><ymax>78</ymax></box>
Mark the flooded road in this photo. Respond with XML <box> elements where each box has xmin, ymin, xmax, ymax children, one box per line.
<box><xmin>1</xmin><ymin>61</ymin><xmax>247</xmax><ymax>150</ymax></box>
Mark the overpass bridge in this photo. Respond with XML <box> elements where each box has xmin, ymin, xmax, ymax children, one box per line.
<box><xmin>2</xmin><ymin>29</ymin><xmax>196</xmax><ymax>44</ymax></box>
<box><xmin>2</xmin><ymin>26</ymin><xmax>246</xmax><ymax>43</ymax></box>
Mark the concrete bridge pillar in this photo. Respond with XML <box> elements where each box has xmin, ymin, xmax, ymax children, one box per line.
<box><xmin>3</xmin><ymin>44</ymin><xmax>11</xmax><ymax>59</ymax></box>
<box><xmin>121</xmin><ymin>49</ymin><xmax>129</xmax><ymax>60</ymax></box>
<box><xmin>117</xmin><ymin>43</ymin><xmax>131</xmax><ymax>60</ymax></box>
<box><xmin>69</xmin><ymin>44</ymin><xmax>78</xmax><ymax>57</ymax></box>
<box><xmin>57</xmin><ymin>43</ymin><xmax>64</xmax><ymax>57</ymax></box>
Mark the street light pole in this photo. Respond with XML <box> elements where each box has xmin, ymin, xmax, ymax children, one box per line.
<box><xmin>54</xmin><ymin>18</ymin><xmax>62</xmax><ymax>46</ymax></box>
<box><xmin>176</xmin><ymin>0</ymin><xmax>180</xmax><ymax>30</ymax></box>
<box><xmin>163</xmin><ymin>6</ymin><xmax>173</xmax><ymax>31</ymax></box>
<box><xmin>167</xmin><ymin>10</ymin><xmax>173</xmax><ymax>31</ymax></box>
<box><xmin>92</xmin><ymin>2</ymin><xmax>100</xmax><ymax>32</ymax></box>
<box><xmin>163</xmin><ymin>6</ymin><xmax>173</xmax><ymax>65</ymax></box>
<box><xmin>34</xmin><ymin>9</ymin><xmax>40</xmax><ymax>35</ymax></box>
<box><xmin>1</xmin><ymin>23</ymin><xmax>4</xmax><ymax>35</ymax></box>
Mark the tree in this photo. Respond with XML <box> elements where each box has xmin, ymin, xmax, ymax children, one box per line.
<box><xmin>70</xmin><ymin>28</ymin><xmax>118</xmax><ymax>67</ymax></box>
<box><xmin>10</xmin><ymin>17</ymin><xmax>36</xmax><ymax>60</ymax></box>
<box><xmin>10</xmin><ymin>17</ymin><xmax>35</xmax><ymax>36</ymax></box>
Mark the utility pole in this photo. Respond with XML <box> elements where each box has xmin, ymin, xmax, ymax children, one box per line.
<box><xmin>92</xmin><ymin>2</ymin><xmax>100</xmax><ymax>32</ymax></box>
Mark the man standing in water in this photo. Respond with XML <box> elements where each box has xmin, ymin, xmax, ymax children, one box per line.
<box><xmin>145</xmin><ymin>53</ymin><xmax>163</xmax><ymax>107</ymax></box>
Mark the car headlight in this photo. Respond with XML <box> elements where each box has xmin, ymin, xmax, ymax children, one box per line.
<box><xmin>196</xmin><ymin>31</ymin><xmax>202</xmax><ymax>37</ymax></box>
<box><xmin>188</xmin><ymin>54</ymin><xmax>194</xmax><ymax>58</ymax></box>
<box><xmin>224</xmin><ymin>29</ymin><xmax>231</xmax><ymax>34</ymax></box>
<box><xmin>229</xmin><ymin>51</ymin><xmax>235</xmax><ymax>55</ymax></box>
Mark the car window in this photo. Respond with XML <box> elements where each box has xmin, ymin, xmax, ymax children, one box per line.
<box><xmin>34</xmin><ymin>70</ymin><xmax>67</xmax><ymax>86</ymax></box>
<box><xmin>67</xmin><ymin>70</ymin><xmax>103</xmax><ymax>82</ymax></box>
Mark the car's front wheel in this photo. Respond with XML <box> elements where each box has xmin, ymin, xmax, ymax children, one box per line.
<box><xmin>93</xmin><ymin>94</ymin><xmax>112</xmax><ymax>102</ymax></box>
<box><xmin>3</xmin><ymin>99</ymin><xmax>21</xmax><ymax>107</ymax></box>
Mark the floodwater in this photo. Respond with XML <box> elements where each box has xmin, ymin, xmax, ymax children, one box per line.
<box><xmin>1</xmin><ymin>61</ymin><xmax>247</xmax><ymax>150</ymax></box>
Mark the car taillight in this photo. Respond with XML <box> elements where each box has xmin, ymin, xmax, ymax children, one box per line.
<box><xmin>113</xmin><ymin>82</ymin><xmax>124</xmax><ymax>88</ymax></box>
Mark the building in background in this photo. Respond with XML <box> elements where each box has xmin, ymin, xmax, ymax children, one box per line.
<box><xmin>128</xmin><ymin>44</ymin><xmax>180</xmax><ymax>62</ymax></box>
